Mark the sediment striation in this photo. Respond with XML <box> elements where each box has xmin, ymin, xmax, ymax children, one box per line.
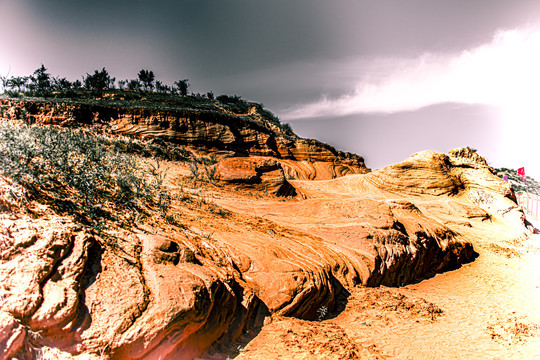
<box><xmin>0</xmin><ymin>99</ymin><xmax>531</xmax><ymax>359</ymax></box>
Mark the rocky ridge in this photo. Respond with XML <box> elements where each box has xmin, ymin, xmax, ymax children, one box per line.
<box><xmin>0</xmin><ymin>99</ymin><xmax>533</xmax><ymax>359</ymax></box>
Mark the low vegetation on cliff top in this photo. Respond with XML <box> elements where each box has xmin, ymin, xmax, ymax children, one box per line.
<box><xmin>0</xmin><ymin>65</ymin><xmax>293</xmax><ymax>134</ymax></box>
<box><xmin>494</xmin><ymin>167</ymin><xmax>540</xmax><ymax>194</ymax></box>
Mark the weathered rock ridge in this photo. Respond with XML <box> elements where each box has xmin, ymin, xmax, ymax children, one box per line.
<box><xmin>215</xmin><ymin>156</ymin><xmax>297</xmax><ymax>197</ymax></box>
<box><xmin>0</xmin><ymin>99</ymin><xmax>369</xmax><ymax>180</ymax></box>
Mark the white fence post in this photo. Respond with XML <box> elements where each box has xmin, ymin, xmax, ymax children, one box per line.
<box><xmin>517</xmin><ymin>192</ymin><xmax>540</xmax><ymax>220</ymax></box>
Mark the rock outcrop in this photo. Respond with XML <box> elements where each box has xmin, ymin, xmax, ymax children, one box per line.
<box><xmin>0</xmin><ymin>98</ymin><xmax>532</xmax><ymax>359</ymax></box>
<box><xmin>215</xmin><ymin>156</ymin><xmax>296</xmax><ymax>197</ymax></box>
<box><xmin>0</xmin><ymin>99</ymin><xmax>369</xmax><ymax>180</ymax></box>
<box><xmin>1</xmin><ymin>145</ymin><xmax>530</xmax><ymax>359</ymax></box>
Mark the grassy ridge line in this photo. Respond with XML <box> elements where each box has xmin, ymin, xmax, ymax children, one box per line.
<box><xmin>0</xmin><ymin>89</ymin><xmax>293</xmax><ymax>135</ymax></box>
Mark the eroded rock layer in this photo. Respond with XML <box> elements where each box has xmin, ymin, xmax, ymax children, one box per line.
<box><xmin>0</xmin><ymin>101</ymin><xmax>531</xmax><ymax>360</ymax></box>
<box><xmin>0</xmin><ymin>146</ymin><xmax>530</xmax><ymax>359</ymax></box>
<box><xmin>215</xmin><ymin>156</ymin><xmax>296</xmax><ymax>197</ymax></box>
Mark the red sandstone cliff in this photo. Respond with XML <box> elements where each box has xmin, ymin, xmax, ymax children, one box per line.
<box><xmin>0</xmin><ymin>99</ymin><xmax>369</xmax><ymax>180</ymax></box>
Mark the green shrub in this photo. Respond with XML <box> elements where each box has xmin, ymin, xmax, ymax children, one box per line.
<box><xmin>216</xmin><ymin>94</ymin><xmax>251</xmax><ymax>113</ymax></box>
<box><xmin>187</xmin><ymin>157</ymin><xmax>217</xmax><ymax>183</ymax></box>
<box><xmin>0</xmin><ymin>122</ymin><xmax>169</xmax><ymax>228</ymax></box>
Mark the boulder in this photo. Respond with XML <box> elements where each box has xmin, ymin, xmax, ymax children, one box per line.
<box><xmin>216</xmin><ymin>157</ymin><xmax>296</xmax><ymax>196</ymax></box>
<box><xmin>0</xmin><ymin>311</ymin><xmax>26</xmax><ymax>360</ymax></box>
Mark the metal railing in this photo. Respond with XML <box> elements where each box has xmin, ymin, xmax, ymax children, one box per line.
<box><xmin>516</xmin><ymin>192</ymin><xmax>540</xmax><ymax>220</ymax></box>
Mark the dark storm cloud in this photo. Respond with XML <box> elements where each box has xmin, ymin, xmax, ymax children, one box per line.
<box><xmin>8</xmin><ymin>0</ymin><xmax>540</xmax><ymax>108</ymax></box>
<box><xmin>318</xmin><ymin>0</ymin><xmax>540</xmax><ymax>55</ymax></box>
<box><xmin>28</xmin><ymin>0</ymin><xmax>332</xmax><ymax>77</ymax></box>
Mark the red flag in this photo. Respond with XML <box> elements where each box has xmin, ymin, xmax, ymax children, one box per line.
<box><xmin>518</xmin><ymin>167</ymin><xmax>526</xmax><ymax>179</ymax></box>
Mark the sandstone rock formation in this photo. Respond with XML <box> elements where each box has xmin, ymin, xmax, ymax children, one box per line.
<box><xmin>215</xmin><ymin>156</ymin><xmax>296</xmax><ymax>196</ymax></box>
<box><xmin>0</xmin><ymin>141</ymin><xmax>530</xmax><ymax>359</ymax></box>
<box><xmin>0</xmin><ymin>98</ymin><xmax>532</xmax><ymax>359</ymax></box>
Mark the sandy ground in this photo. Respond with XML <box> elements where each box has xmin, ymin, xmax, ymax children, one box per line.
<box><xmin>227</xmin><ymin>221</ymin><xmax>540</xmax><ymax>360</ymax></box>
<box><xmin>167</xmin><ymin>163</ymin><xmax>540</xmax><ymax>360</ymax></box>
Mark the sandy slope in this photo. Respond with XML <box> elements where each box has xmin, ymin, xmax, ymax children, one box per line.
<box><xmin>208</xmin><ymin>150</ymin><xmax>540</xmax><ymax>359</ymax></box>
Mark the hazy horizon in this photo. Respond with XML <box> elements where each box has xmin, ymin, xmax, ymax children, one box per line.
<box><xmin>3</xmin><ymin>0</ymin><xmax>540</xmax><ymax>178</ymax></box>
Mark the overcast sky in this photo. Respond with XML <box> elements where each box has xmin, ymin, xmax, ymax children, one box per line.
<box><xmin>3</xmin><ymin>0</ymin><xmax>540</xmax><ymax>178</ymax></box>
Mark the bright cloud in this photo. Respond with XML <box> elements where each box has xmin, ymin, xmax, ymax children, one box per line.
<box><xmin>281</xmin><ymin>27</ymin><xmax>540</xmax><ymax>121</ymax></box>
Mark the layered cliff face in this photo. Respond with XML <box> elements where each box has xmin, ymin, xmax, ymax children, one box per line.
<box><xmin>0</xmin><ymin>98</ymin><xmax>532</xmax><ymax>359</ymax></box>
<box><xmin>0</xmin><ymin>99</ymin><xmax>368</xmax><ymax>180</ymax></box>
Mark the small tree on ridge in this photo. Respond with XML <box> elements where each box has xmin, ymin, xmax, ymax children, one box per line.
<box><xmin>29</xmin><ymin>64</ymin><xmax>52</xmax><ymax>93</ymax></box>
<box><xmin>138</xmin><ymin>69</ymin><xmax>155</xmax><ymax>91</ymax></box>
<box><xmin>174</xmin><ymin>79</ymin><xmax>189</xmax><ymax>96</ymax></box>
<box><xmin>84</xmin><ymin>68</ymin><xmax>115</xmax><ymax>96</ymax></box>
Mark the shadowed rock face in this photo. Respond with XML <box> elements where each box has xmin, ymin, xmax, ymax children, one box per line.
<box><xmin>0</xmin><ymin>100</ymin><xmax>531</xmax><ymax>359</ymax></box>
